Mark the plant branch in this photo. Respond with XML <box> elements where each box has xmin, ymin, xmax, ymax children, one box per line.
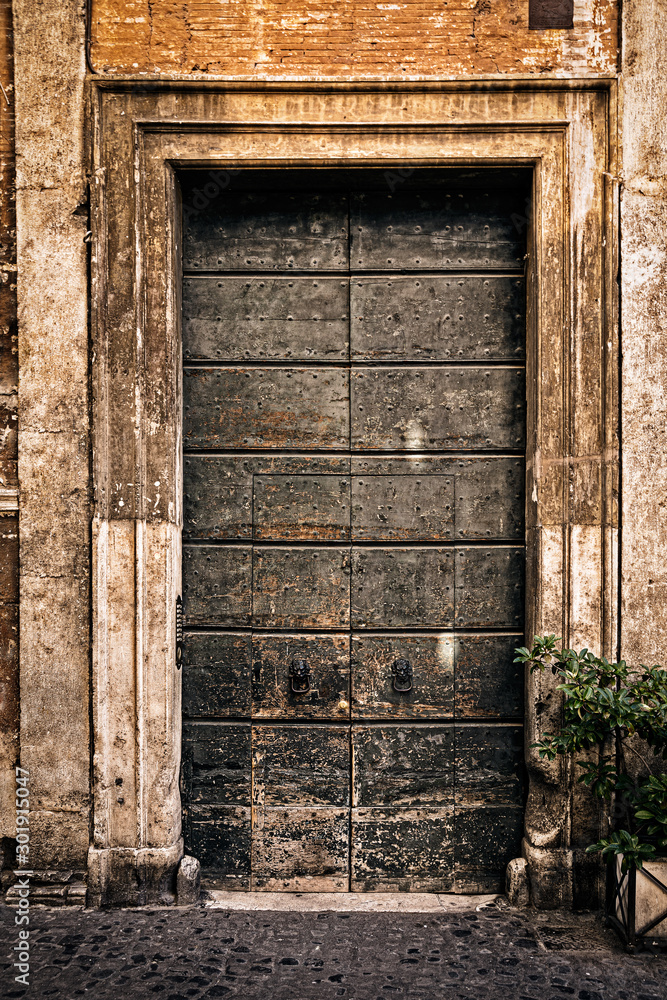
<box><xmin>621</xmin><ymin>741</ymin><xmax>655</xmax><ymax>777</ymax></box>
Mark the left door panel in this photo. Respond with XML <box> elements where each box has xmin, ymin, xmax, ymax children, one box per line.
<box><xmin>180</xmin><ymin>180</ymin><xmax>353</xmax><ymax>890</ymax></box>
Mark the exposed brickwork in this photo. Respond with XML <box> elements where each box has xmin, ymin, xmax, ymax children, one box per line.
<box><xmin>90</xmin><ymin>0</ymin><xmax>618</xmax><ymax>77</ymax></box>
<box><xmin>0</xmin><ymin>0</ymin><xmax>17</xmax><ymax>866</ymax></box>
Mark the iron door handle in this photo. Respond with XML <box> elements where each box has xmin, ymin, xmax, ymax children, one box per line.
<box><xmin>290</xmin><ymin>658</ymin><xmax>311</xmax><ymax>694</ymax></box>
<box><xmin>392</xmin><ymin>658</ymin><xmax>413</xmax><ymax>693</ymax></box>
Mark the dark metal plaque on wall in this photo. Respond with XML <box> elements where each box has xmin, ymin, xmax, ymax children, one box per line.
<box><xmin>529</xmin><ymin>0</ymin><xmax>574</xmax><ymax>28</ymax></box>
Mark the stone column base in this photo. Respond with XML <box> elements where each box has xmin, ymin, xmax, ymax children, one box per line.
<box><xmin>522</xmin><ymin>839</ymin><xmax>574</xmax><ymax>909</ymax></box>
<box><xmin>87</xmin><ymin>841</ymin><xmax>183</xmax><ymax>908</ymax></box>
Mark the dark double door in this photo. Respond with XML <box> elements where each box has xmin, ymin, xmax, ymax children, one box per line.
<box><xmin>180</xmin><ymin>169</ymin><xmax>528</xmax><ymax>892</ymax></box>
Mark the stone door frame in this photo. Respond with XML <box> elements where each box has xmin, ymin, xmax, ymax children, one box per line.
<box><xmin>85</xmin><ymin>80</ymin><xmax>617</xmax><ymax>906</ymax></box>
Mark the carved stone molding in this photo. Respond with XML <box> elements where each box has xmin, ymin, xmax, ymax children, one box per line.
<box><xmin>90</xmin><ymin>80</ymin><xmax>618</xmax><ymax>905</ymax></box>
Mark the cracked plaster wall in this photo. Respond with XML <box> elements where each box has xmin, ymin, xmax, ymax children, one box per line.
<box><xmin>620</xmin><ymin>0</ymin><xmax>667</xmax><ymax>667</ymax></box>
<box><xmin>11</xmin><ymin>0</ymin><xmax>90</xmax><ymax>888</ymax></box>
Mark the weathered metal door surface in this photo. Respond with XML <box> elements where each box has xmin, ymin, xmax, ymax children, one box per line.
<box><xmin>180</xmin><ymin>169</ymin><xmax>528</xmax><ymax>892</ymax></box>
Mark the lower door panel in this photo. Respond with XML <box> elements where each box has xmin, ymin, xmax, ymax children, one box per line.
<box><xmin>251</xmin><ymin>725</ymin><xmax>350</xmax><ymax>891</ymax></box>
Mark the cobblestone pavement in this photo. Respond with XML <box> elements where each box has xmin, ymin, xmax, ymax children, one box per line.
<box><xmin>1</xmin><ymin>898</ymin><xmax>666</xmax><ymax>1000</ymax></box>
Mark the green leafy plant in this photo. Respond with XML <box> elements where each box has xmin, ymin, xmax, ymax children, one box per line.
<box><xmin>514</xmin><ymin>636</ymin><xmax>667</xmax><ymax>871</ymax></box>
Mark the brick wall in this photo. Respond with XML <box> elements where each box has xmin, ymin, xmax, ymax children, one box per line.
<box><xmin>90</xmin><ymin>0</ymin><xmax>618</xmax><ymax>77</ymax></box>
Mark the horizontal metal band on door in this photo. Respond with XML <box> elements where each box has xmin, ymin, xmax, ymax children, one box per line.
<box><xmin>181</xmin><ymin>631</ymin><xmax>524</xmax><ymax>722</ymax></box>
<box><xmin>183</xmin><ymin>366</ymin><xmax>525</xmax><ymax>452</ymax></box>
<box><xmin>183</xmin><ymin>461</ymin><xmax>525</xmax><ymax>541</ymax></box>
<box><xmin>182</xmin><ymin>186</ymin><xmax>527</xmax><ymax>272</ymax></box>
<box><xmin>182</xmin><ymin>544</ymin><xmax>524</xmax><ymax>629</ymax></box>
<box><xmin>182</xmin><ymin>274</ymin><xmax>525</xmax><ymax>363</ymax></box>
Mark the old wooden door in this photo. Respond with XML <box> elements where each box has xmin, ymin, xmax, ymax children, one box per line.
<box><xmin>180</xmin><ymin>169</ymin><xmax>528</xmax><ymax>892</ymax></box>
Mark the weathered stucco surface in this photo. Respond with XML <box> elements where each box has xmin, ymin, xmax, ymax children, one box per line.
<box><xmin>620</xmin><ymin>0</ymin><xmax>667</xmax><ymax>666</ymax></box>
<box><xmin>0</xmin><ymin>0</ymin><xmax>17</xmax><ymax>876</ymax></box>
<box><xmin>90</xmin><ymin>0</ymin><xmax>618</xmax><ymax>77</ymax></box>
<box><xmin>12</xmin><ymin>0</ymin><xmax>90</xmax><ymax>893</ymax></box>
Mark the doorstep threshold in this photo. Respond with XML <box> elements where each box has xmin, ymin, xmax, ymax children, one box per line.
<box><xmin>205</xmin><ymin>890</ymin><xmax>502</xmax><ymax>912</ymax></box>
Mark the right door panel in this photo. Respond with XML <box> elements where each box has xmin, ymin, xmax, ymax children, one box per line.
<box><xmin>347</xmin><ymin>175</ymin><xmax>527</xmax><ymax>893</ymax></box>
